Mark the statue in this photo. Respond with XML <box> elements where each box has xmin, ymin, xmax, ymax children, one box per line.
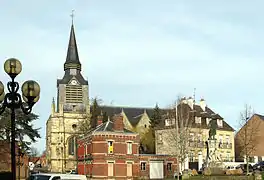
<box><xmin>208</xmin><ymin>118</ymin><xmax>217</xmax><ymax>140</ymax></box>
<box><xmin>204</xmin><ymin>118</ymin><xmax>223</xmax><ymax>170</ymax></box>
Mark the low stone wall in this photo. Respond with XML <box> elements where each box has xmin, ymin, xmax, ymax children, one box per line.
<box><xmin>187</xmin><ymin>175</ymin><xmax>256</xmax><ymax>180</ymax></box>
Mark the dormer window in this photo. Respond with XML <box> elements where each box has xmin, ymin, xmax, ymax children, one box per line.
<box><xmin>165</xmin><ymin>119</ymin><xmax>171</xmax><ymax>126</ymax></box>
<box><xmin>195</xmin><ymin>117</ymin><xmax>201</xmax><ymax>124</ymax></box>
<box><xmin>217</xmin><ymin>119</ymin><xmax>223</xmax><ymax>127</ymax></box>
<box><xmin>206</xmin><ymin>118</ymin><xmax>211</xmax><ymax>125</ymax></box>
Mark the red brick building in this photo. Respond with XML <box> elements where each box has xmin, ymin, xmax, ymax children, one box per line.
<box><xmin>0</xmin><ymin>140</ymin><xmax>30</xmax><ymax>179</ymax></box>
<box><xmin>77</xmin><ymin>114</ymin><xmax>177</xmax><ymax>179</ymax></box>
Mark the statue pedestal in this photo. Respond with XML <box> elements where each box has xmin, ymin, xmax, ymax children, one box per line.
<box><xmin>207</xmin><ymin>139</ymin><xmax>223</xmax><ymax>169</ymax></box>
<box><xmin>208</xmin><ymin>139</ymin><xmax>218</xmax><ymax>165</ymax></box>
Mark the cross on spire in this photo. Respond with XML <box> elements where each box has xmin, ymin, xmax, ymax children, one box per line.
<box><xmin>70</xmin><ymin>10</ymin><xmax>75</xmax><ymax>25</ymax></box>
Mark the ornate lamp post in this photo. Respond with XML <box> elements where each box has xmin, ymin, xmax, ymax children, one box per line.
<box><xmin>17</xmin><ymin>142</ymin><xmax>25</xmax><ymax>180</ymax></box>
<box><xmin>0</xmin><ymin>58</ymin><xmax>40</xmax><ymax>180</ymax></box>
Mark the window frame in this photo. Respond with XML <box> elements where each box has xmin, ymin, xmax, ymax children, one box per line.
<box><xmin>140</xmin><ymin>162</ymin><xmax>147</xmax><ymax>171</ymax></box>
<box><xmin>167</xmin><ymin>162</ymin><xmax>172</xmax><ymax>171</ymax></box>
<box><xmin>127</xmin><ymin>142</ymin><xmax>132</xmax><ymax>154</ymax></box>
<box><xmin>108</xmin><ymin>141</ymin><xmax>114</xmax><ymax>154</ymax></box>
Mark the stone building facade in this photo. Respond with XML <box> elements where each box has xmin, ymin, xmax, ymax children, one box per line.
<box><xmin>77</xmin><ymin>115</ymin><xmax>177</xmax><ymax>179</ymax></box>
<box><xmin>46</xmin><ymin>23</ymin><xmax>90</xmax><ymax>173</ymax></box>
<box><xmin>155</xmin><ymin>97</ymin><xmax>235</xmax><ymax>171</ymax></box>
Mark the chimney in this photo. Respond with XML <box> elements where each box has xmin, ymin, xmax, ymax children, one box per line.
<box><xmin>97</xmin><ymin>111</ymin><xmax>103</xmax><ymax>126</ymax></box>
<box><xmin>113</xmin><ymin>114</ymin><xmax>124</xmax><ymax>132</ymax></box>
<box><xmin>200</xmin><ymin>98</ymin><xmax>206</xmax><ymax>111</ymax></box>
<box><xmin>187</xmin><ymin>97</ymin><xmax>194</xmax><ymax>109</ymax></box>
<box><xmin>181</xmin><ymin>97</ymin><xmax>187</xmax><ymax>104</ymax></box>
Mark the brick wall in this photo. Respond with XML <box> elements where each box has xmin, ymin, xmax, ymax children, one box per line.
<box><xmin>77</xmin><ymin>132</ymin><xmax>177</xmax><ymax>179</ymax></box>
<box><xmin>137</xmin><ymin>155</ymin><xmax>177</xmax><ymax>179</ymax></box>
<box><xmin>235</xmin><ymin>114</ymin><xmax>264</xmax><ymax>161</ymax></box>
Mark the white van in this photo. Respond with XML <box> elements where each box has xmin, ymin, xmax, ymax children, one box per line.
<box><xmin>28</xmin><ymin>173</ymin><xmax>87</xmax><ymax>180</ymax></box>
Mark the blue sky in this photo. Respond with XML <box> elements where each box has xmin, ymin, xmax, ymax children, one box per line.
<box><xmin>0</xmin><ymin>1</ymin><xmax>263</xmax><ymax>153</ymax></box>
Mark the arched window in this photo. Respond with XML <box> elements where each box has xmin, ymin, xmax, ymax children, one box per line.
<box><xmin>68</xmin><ymin>136</ymin><xmax>76</xmax><ymax>155</ymax></box>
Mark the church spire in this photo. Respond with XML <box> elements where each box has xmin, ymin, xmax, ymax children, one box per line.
<box><xmin>64</xmin><ymin>10</ymin><xmax>81</xmax><ymax>71</ymax></box>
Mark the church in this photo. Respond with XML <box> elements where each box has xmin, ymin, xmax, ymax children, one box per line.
<box><xmin>45</xmin><ymin>22</ymin><xmax>155</xmax><ymax>173</ymax></box>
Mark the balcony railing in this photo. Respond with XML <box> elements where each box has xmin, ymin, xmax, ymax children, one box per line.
<box><xmin>220</xmin><ymin>157</ymin><xmax>234</xmax><ymax>162</ymax></box>
<box><xmin>189</xmin><ymin>141</ymin><xmax>205</xmax><ymax>148</ymax></box>
<box><xmin>188</xmin><ymin>141</ymin><xmax>232</xmax><ymax>149</ymax></box>
<box><xmin>218</xmin><ymin>142</ymin><xmax>232</xmax><ymax>149</ymax></box>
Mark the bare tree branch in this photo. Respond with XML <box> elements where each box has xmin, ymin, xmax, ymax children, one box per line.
<box><xmin>235</xmin><ymin>104</ymin><xmax>260</xmax><ymax>174</ymax></box>
<box><xmin>165</xmin><ymin>96</ymin><xmax>194</xmax><ymax>175</ymax></box>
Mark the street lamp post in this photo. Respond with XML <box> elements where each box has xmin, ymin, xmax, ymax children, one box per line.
<box><xmin>17</xmin><ymin>142</ymin><xmax>25</xmax><ymax>180</ymax></box>
<box><xmin>0</xmin><ymin>58</ymin><xmax>40</xmax><ymax>180</ymax></box>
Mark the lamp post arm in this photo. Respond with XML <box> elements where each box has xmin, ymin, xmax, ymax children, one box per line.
<box><xmin>20</xmin><ymin>101</ymin><xmax>34</xmax><ymax>115</ymax></box>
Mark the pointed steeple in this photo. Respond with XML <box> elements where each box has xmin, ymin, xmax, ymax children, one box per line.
<box><xmin>64</xmin><ymin>20</ymin><xmax>81</xmax><ymax>71</ymax></box>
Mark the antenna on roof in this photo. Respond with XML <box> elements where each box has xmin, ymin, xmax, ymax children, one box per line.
<box><xmin>193</xmin><ymin>88</ymin><xmax>196</xmax><ymax>105</ymax></box>
<box><xmin>193</xmin><ymin>88</ymin><xmax>196</xmax><ymax>122</ymax></box>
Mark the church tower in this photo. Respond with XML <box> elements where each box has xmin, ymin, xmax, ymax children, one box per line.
<box><xmin>57</xmin><ymin>22</ymin><xmax>89</xmax><ymax>114</ymax></box>
<box><xmin>46</xmin><ymin>18</ymin><xmax>90</xmax><ymax>173</ymax></box>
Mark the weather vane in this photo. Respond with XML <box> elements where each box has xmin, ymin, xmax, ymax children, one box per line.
<box><xmin>70</xmin><ymin>10</ymin><xmax>75</xmax><ymax>24</ymax></box>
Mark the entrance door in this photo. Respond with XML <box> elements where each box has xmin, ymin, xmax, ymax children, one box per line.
<box><xmin>127</xmin><ymin>162</ymin><xmax>132</xmax><ymax>177</ymax></box>
<box><xmin>149</xmin><ymin>161</ymin><xmax>164</xmax><ymax>179</ymax></box>
<box><xmin>108</xmin><ymin>162</ymin><xmax>114</xmax><ymax>177</ymax></box>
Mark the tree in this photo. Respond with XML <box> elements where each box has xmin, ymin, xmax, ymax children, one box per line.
<box><xmin>90</xmin><ymin>97</ymin><xmax>103</xmax><ymax>128</ymax></box>
<box><xmin>79</xmin><ymin>114</ymin><xmax>91</xmax><ymax>135</ymax></box>
<box><xmin>235</xmin><ymin>104</ymin><xmax>260</xmax><ymax>175</ymax></box>
<box><xmin>28</xmin><ymin>147</ymin><xmax>39</xmax><ymax>157</ymax></box>
<box><xmin>0</xmin><ymin>109</ymin><xmax>40</xmax><ymax>152</ymax></box>
<box><xmin>79</xmin><ymin>97</ymin><xmax>105</xmax><ymax>133</ymax></box>
<box><xmin>141</xmin><ymin>103</ymin><xmax>163</xmax><ymax>154</ymax></box>
<box><xmin>166</xmin><ymin>97</ymin><xmax>193</xmax><ymax>177</ymax></box>
<box><xmin>140</xmin><ymin>126</ymin><xmax>155</xmax><ymax>154</ymax></box>
<box><xmin>150</xmin><ymin>103</ymin><xmax>162</xmax><ymax>128</ymax></box>
<box><xmin>103</xmin><ymin>111</ymin><xmax>108</xmax><ymax>123</ymax></box>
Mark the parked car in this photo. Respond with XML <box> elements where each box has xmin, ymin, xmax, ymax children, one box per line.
<box><xmin>236</xmin><ymin>163</ymin><xmax>253</xmax><ymax>173</ymax></box>
<box><xmin>253</xmin><ymin>161</ymin><xmax>264</xmax><ymax>171</ymax></box>
<box><xmin>65</xmin><ymin>169</ymin><xmax>77</xmax><ymax>174</ymax></box>
<box><xmin>27</xmin><ymin>173</ymin><xmax>87</xmax><ymax>180</ymax></box>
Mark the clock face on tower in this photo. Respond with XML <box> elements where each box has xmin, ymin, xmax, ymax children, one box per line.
<box><xmin>70</xmin><ymin>79</ymin><xmax>78</xmax><ymax>85</ymax></box>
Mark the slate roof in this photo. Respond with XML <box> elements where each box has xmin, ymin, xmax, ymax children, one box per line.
<box><xmin>57</xmin><ymin>24</ymin><xmax>88</xmax><ymax>86</ymax></box>
<box><xmin>57</xmin><ymin>72</ymin><xmax>88</xmax><ymax>86</ymax></box>
<box><xmin>98</xmin><ymin>106</ymin><xmax>155</xmax><ymax>126</ymax></box>
<box><xmin>156</xmin><ymin>103</ymin><xmax>234</xmax><ymax>131</ymax></box>
<box><xmin>92</xmin><ymin>120</ymin><xmax>136</xmax><ymax>134</ymax></box>
<box><xmin>64</xmin><ymin>24</ymin><xmax>81</xmax><ymax>70</ymax></box>
<box><xmin>97</xmin><ymin>103</ymin><xmax>234</xmax><ymax>132</ymax></box>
